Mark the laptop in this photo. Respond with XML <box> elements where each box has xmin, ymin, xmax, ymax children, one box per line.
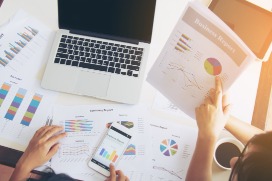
<box><xmin>41</xmin><ymin>0</ymin><xmax>157</xmax><ymax>104</ymax></box>
<box><xmin>209</xmin><ymin>0</ymin><xmax>272</xmax><ymax>61</ymax></box>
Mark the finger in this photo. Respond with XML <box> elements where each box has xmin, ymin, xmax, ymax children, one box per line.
<box><xmin>125</xmin><ymin>176</ymin><xmax>130</xmax><ymax>181</ymax></box>
<box><xmin>34</xmin><ymin>126</ymin><xmax>49</xmax><ymax>137</ymax></box>
<box><xmin>39</xmin><ymin>125</ymin><xmax>59</xmax><ymax>137</ymax></box>
<box><xmin>109</xmin><ymin>164</ymin><xmax>116</xmax><ymax>181</ymax></box>
<box><xmin>42</xmin><ymin>126</ymin><xmax>64</xmax><ymax>141</ymax></box>
<box><xmin>214</xmin><ymin>77</ymin><xmax>223</xmax><ymax>108</ymax></box>
<box><xmin>116</xmin><ymin>170</ymin><xmax>126</xmax><ymax>180</ymax></box>
<box><xmin>46</xmin><ymin>143</ymin><xmax>60</xmax><ymax>160</ymax></box>
<box><xmin>223</xmin><ymin>104</ymin><xmax>232</xmax><ymax>116</ymax></box>
<box><xmin>47</xmin><ymin>132</ymin><xmax>67</xmax><ymax>146</ymax></box>
<box><xmin>204</xmin><ymin>96</ymin><xmax>212</xmax><ymax>105</ymax></box>
<box><xmin>222</xmin><ymin>93</ymin><xmax>230</xmax><ymax>108</ymax></box>
<box><xmin>209</xmin><ymin>88</ymin><xmax>215</xmax><ymax>104</ymax></box>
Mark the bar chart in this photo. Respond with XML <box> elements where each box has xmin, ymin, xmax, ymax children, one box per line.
<box><xmin>0</xmin><ymin>82</ymin><xmax>11</xmax><ymax>107</ymax></box>
<box><xmin>99</xmin><ymin>148</ymin><xmax>119</xmax><ymax>163</ymax></box>
<box><xmin>21</xmin><ymin>93</ymin><xmax>43</xmax><ymax>126</ymax></box>
<box><xmin>0</xmin><ymin>26</ymin><xmax>39</xmax><ymax>67</ymax></box>
<box><xmin>174</xmin><ymin>33</ymin><xmax>192</xmax><ymax>54</ymax></box>
<box><xmin>64</xmin><ymin>120</ymin><xmax>93</xmax><ymax>132</ymax></box>
<box><xmin>4</xmin><ymin>88</ymin><xmax>27</xmax><ymax>121</ymax></box>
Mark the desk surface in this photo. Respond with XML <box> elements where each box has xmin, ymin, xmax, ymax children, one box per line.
<box><xmin>0</xmin><ymin>0</ymin><xmax>271</xmax><ymax>180</ymax></box>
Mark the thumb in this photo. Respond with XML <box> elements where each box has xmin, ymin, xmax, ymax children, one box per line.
<box><xmin>223</xmin><ymin>104</ymin><xmax>232</xmax><ymax>116</ymax></box>
<box><xmin>109</xmin><ymin>163</ymin><xmax>116</xmax><ymax>181</ymax></box>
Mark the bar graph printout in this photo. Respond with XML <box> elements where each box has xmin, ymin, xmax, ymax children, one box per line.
<box><xmin>0</xmin><ymin>82</ymin><xmax>56</xmax><ymax>151</ymax></box>
<box><xmin>0</xmin><ymin>10</ymin><xmax>53</xmax><ymax>75</ymax></box>
<box><xmin>0</xmin><ymin>10</ymin><xmax>57</xmax><ymax>151</ymax></box>
<box><xmin>51</xmin><ymin>105</ymin><xmax>152</xmax><ymax>181</ymax></box>
<box><xmin>147</xmin><ymin>1</ymin><xmax>257</xmax><ymax>119</ymax></box>
<box><xmin>0</xmin><ymin>9</ymin><xmax>55</xmax><ymax>91</ymax></box>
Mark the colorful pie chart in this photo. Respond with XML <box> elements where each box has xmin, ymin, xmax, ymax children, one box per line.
<box><xmin>204</xmin><ymin>58</ymin><xmax>222</xmax><ymax>76</ymax></box>
<box><xmin>160</xmin><ymin>139</ymin><xmax>178</xmax><ymax>156</ymax></box>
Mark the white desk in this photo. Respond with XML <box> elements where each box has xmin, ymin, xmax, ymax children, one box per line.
<box><xmin>0</xmin><ymin>0</ymin><xmax>268</xmax><ymax>180</ymax></box>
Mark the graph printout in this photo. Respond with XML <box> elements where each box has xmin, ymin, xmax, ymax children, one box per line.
<box><xmin>149</xmin><ymin>119</ymin><xmax>197</xmax><ymax>180</ymax></box>
<box><xmin>147</xmin><ymin>1</ymin><xmax>256</xmax><ymax>119</ymax></box>
<box><xmin>0</xmin><ymin>83</ymin><xmax>56</xmax><ymax>151</ymax></box>
<box><xmin>0</xmin><ymin>10</ymin><xmax>57</xmax><ymax>151</ymax></box>
<box><xmin>0</xmin><ymin>9</ymin><xmax>55</xmax><ymax>88</ymax></box>
<box><xmin>51</xmin><ymin>105</ymin><xmax>152</xmax><ymax>181</ymax></box>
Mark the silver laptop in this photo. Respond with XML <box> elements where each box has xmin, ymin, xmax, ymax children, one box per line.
<box><xmin>41</xmin><ymin>0</ymin><xmax>157</xmax><ymax>104</ymax></box>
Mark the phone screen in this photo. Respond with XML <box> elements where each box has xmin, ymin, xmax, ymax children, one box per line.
<box><xmin>90</xmin><ymin>125</ymin><xmax>132</xmax><ymax>171</ymax></box>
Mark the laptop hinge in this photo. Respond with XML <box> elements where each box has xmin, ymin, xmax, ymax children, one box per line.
<box><xmin>70</xmin><ymin>30</ymin><xmax>141</xmax><ymax>45</ymax></box>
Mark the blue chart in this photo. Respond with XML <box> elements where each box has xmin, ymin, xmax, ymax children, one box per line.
<box><xmin>0</xmin><ymin>26</ymin><xmax>39</xmax><ymax>67</ymax></box>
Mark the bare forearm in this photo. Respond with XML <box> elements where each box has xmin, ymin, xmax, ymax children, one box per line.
<box><xmin>225</xmin><ymin>116</ymin><xmax>264</xmax><ymax>145</ymax></box>
<box><xmin>186</xmin><ymin>134</ymin><xmax>217</xmax><ymax>181</ymax></box>
<box><xmin>9</xmin><ymin>165</ymin><xmax>31</xmax><ymax>181</ymax></box>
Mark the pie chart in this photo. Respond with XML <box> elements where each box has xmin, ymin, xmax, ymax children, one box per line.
<box><xmin>160</xmin><ymin>139</ymin><xmax>178</xmax><ymax>156</ymax></box>
<box><xmin>204</xmin><ymin>58</ymin><xmax>222</xmax><ymax>76</ymax></box>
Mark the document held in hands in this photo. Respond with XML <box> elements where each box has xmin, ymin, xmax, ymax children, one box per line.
<box><xmin>147</xmin><ymin>1</ymin><xmax>258</xmax><ymax>119</ymax></box>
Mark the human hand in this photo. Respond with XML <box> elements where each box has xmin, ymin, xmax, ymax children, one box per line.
<box><xmin>16</xmin><ymin>125</ymin><xmax>67</xmax><ymax>172</ymax></box>
<box><xmin>106</xmin><ymin>164</ymin><xmax>129</xmax><ymax>181</ymax></box>
<box><xmin>195</xmin><ymin>77</ymin><xmax>231</xmax><ymax>139</ymax></box>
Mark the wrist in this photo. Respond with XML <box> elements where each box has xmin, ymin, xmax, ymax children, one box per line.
<box><xmin>16</xmin><ymin>159</ymin><xmax>33</xmax><ymax>173</ymax></box>
<box><xmin>198</xmin><ymin>131</ymin><xmax>218</xmax><ymax>143</ymax></box>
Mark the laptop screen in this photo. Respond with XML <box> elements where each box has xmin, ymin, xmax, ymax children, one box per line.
<box><xmin>58</xmin><ymin>0</ymin><xmax>156</xmax><ymax>43</ymax></box>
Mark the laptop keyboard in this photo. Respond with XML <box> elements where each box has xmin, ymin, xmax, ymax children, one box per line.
<box><xmin>54</xmin><ymin>35</ymin><xmax>144</xmax><ymax>77</ymax></box>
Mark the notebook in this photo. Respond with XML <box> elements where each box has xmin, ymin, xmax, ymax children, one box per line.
<box><xmin>41</xmin><ymin>0</ymin><xmax>156</xmax><ymax>104</ymax></box>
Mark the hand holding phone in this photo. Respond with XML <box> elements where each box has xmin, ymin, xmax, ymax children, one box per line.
<box><xmin>88</xmin><ymin>122</ymin><xmax>132</xmax><ymax>177</ymax></box>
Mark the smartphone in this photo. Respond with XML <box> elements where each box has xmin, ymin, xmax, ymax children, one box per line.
<box><xmin>88</xmin><ymin>122</ymin><xmax>133</xmax><ymax>176</ymax></box>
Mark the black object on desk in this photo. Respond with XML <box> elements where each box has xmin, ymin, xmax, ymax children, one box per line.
<box><xmin>0</xmin><ymin>146</ymin><xmax>23</xmax><ymax>168</ymax></box>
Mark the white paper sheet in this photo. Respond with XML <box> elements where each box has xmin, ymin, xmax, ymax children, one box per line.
<box><xmin>147</xmin><ymin>1</ymin><xmax>257</xmax><ymax>119</ymax></box>
<box><xmin>149</xmin><ymin>118</ymin><xmax>198</xmax><ymax>180</ymax></box>
<box><xmin>0</xmin><ymin>10</ymin><xmax>57</xmax><ymax>151</ymax></box>
<box><xmin>51</xmin><ymin>105</ymin><xmax>151</xmax><ymax>181</ymax></box>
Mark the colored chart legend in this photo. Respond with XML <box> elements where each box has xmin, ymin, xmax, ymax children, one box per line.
<box><xmin>204</xmin><ymin>58</ymin><xmax>222</xmax><ymax>76</ymax></box>
<box><xmin>21</xmin><ymin>93</ymin><xmax>43</xmax><ymax>126</ymax></box>
<box><xmin>4</xmin><ymin>88</ymin><xmax>27</xmax><ymax>121</ymax></box>
<box><xmin>99</xmin><ymin>148</ymin><xmax>118</xmax><ymax>163</ymax></box>
<box><xmin>124</xmin><ymin>144</ymin><xmax>136</xmax><ymax>155</ymax></box>
<box><xmin>0</xmin><ymin>83</ymin><xmax>11</xmax><ymax>107</ymax></box>
<box><xmin>160</xmin><ymin>139</ymin><xmax>178</xmax><ymax>156</ymax></box>
<box><xmin>64</xmin><ymin>120</ymin><xmax>93</xmax><ymax>132</ymax></box>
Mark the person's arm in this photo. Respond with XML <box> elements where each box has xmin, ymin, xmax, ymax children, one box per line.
<box><xmin>225</xmin><ymin>116</ymin><xmax>264</xmax><ymax>145</ymax></box>
<box><xmin>9</xmin><ymin>126</ymin><xmax>67</xmax><ymax>181</ymax></box>
<box><xmin>186</xmin><ymin>77</ymin><xmax>231</xmax><ymax>181</ymax></box>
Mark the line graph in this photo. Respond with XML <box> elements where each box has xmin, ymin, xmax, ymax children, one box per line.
<box><xmin>153</xmin><ymin>166</ymin><xmax>183</xmax><ymax>180</ymax></box>
<box><xmin>165</xmin><ymin>62</ymin><xmax>202</xmax><ymax>90</ymax></box>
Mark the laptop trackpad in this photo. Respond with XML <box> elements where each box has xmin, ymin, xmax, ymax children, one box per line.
<box><xmin>74</xmin><ymin>71</ymin><xmax>110</xmax><ymax>97</ymax></box>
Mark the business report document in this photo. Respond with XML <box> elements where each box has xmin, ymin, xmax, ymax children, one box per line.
<box><xmin>147</xmin><ymin>1</ymin><xmax>258</xmax><ymax>119</ymax></box>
